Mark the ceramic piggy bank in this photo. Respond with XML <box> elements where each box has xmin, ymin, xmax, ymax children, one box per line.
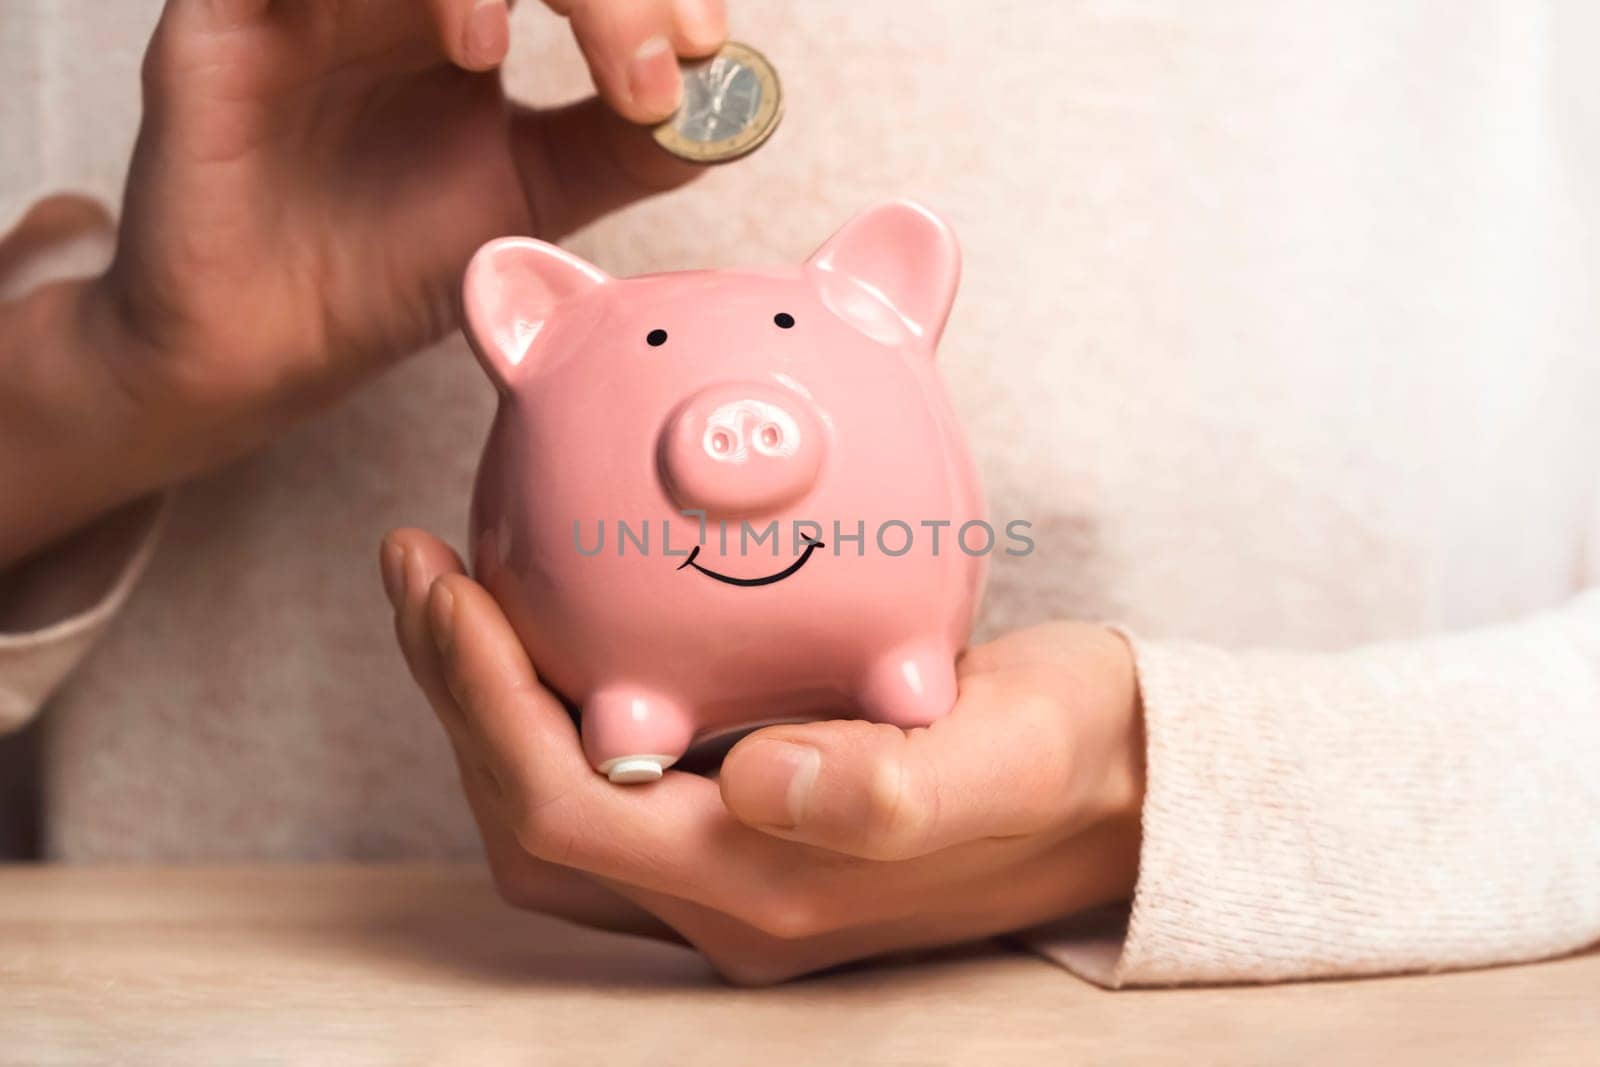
<box><xmin>464</xmin><ymin>200</ymin><xmax>987</xmax><ymax>783</ymax></box>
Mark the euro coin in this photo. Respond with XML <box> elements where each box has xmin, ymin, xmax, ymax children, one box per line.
<box><xmin>653</xmin><ymin>42</ymin><xmax>783</xmax><ymax>164</ymax></box>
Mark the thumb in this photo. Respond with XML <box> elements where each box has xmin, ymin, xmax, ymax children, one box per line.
<box><xmin>510</xmin><ymin>97</ymin><xmax>702</xmax><ymax>241</ymax></box>
<box><xmin>718</xmin><ymin>674</ymin><xmax>1094</xmax><ymax>861</ymax></box>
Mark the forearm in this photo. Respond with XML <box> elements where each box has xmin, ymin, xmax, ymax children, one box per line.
<box><xmin>0</xmin><ymin>278</ymin><xmax>167</xmax><ymax>568</ymax></box>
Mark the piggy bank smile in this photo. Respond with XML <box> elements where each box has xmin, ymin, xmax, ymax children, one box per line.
<box><xmin>676</xmin><ymin>536</ymin><xmax>827</xmax><ymax>587</ymax></box>
<box><xmin>464</xmin><ymin>199</ymin><xmax>987</xmax><ymax>783</ymax></box>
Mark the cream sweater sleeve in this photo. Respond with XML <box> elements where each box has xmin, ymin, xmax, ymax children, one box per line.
<box><xmin>1028</xmin><ymin>591</ymin><xmax>1600</xmax><ymax>986</ymax></box>
<box><xmin>0</xmin><ymin>498</ymin><xmax>165</xmax><ymax>734</ymax></box>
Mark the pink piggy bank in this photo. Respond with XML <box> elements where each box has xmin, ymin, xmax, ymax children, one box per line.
<box><xmin>463</xmin><ymin>200</ymin><xmax>987</xmax><ymax>783</ymax></box>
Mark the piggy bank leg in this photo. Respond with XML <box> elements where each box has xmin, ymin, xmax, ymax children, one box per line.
<box><xmin>581</xmin><ymin>685</ymin><xmax>696</xmax><ymax>784</ymax></box>
<box><xmin>857</xmin><ymin>642</ymin><xmax>959</xmax><ymax>730</ymax></box>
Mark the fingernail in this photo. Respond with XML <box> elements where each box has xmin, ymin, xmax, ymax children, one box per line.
<box><xmin>465</xmin><ymin>0</ymin><xmax>509</xmax><ymax>70</ymax></box>
<box><xmin>674</xmin><ymin>0</ymin><xmax>725</xmax><ymax>55</ymax></box>
<box><xmin>628</xmin><ymin>36</ymin><xmax>682</xmax><ymax>121</ymax></box>
<box><xmin>429</xmin><ymin>581</ymin><xmax>456</xmax><ymax>657</ymax></box>
<box><xmin>380</xmin><ymin>539</ymin><xmax>405</xmax><ymax>608</ymax></box>
<box><xmin>733</xmin><ymin>741</ymin><xmax>819</xmax><ymax>828</ymax></box>
<box><xmin>404</xmin><ymin>546</ymin><xmax>430</xmax><ymax>608</ymax></box>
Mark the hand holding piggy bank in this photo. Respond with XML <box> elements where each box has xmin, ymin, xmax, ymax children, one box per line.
<box><xmin>463</xmin><ymin>201</ymin><xmax>987</xmax><ymax>783</ymax></box>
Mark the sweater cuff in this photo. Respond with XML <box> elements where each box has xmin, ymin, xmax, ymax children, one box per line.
<box><xmin>1024</xmin><ymin>605</ymin><xmax>1600</xmax><ymax>987</ymax></box>
<box><xmin>0</xmin><ymin>494</ymin><xmax>167</xmax><ymax>733</ymax></box>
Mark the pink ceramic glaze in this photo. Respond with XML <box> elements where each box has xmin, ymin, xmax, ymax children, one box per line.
<box><xmin>463</xmin><ymin>200</ymin><xmax>987</xmax><ymax>783</ymax></box>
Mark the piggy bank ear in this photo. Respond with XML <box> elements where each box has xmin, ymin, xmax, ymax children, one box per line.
<box><xmin>462</xmin><ymin>237</ymin><xmax>610</xmax><ymax>391</ymax></box>
<box><xmin>806</xmin><ymin>200</ymin><xmax>961</xmax><ymax>349</ymax></box>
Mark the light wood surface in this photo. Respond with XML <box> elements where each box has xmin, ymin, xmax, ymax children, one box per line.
<box><xmin>1</xmin><ymin>864</ymin><xmax>1594</xmax><ymax>1066</ymax></box>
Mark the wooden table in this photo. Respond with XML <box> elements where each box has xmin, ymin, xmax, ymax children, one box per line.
<box><xmin>1</xmin><ymin>864</ymin><xmax>1595</xmax><ymax>1065</ymax></box>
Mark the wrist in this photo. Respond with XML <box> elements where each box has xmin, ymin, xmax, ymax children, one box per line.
<box><xmin>77</xmin><ymin>271</ymin><xmax>203</xmax><ymax>475</ymax></box>
<box><xmin>1096</xmin><ymin>625</ymin><xmax>1147</xmax><ymax>882</ymax></box>
<box><xmin>0</xmin><ymin>278</ymin><xmax>172</xmax><ymax>565</ymax></box>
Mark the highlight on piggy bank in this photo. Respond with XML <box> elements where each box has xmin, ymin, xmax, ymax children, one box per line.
<box><xmin>462</xmin><ymin>200</ymin><xmax>1008</xmax><ymax>784</ymax></box>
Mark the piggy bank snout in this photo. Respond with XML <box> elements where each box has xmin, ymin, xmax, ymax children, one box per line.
<box><xmin>659</xmin><ymin>383</ymin><xmax>825</xmax><ymax>518</ymax></box>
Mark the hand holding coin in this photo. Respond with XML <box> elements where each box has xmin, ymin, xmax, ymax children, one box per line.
<box><xmin>527</xmin><ymin>1</ymin><xmax>780</xmax><ymax>166</ymax></box>
<box><xmin>654</xmin><ymin>42</ymin><xmax>784</xmax><ymax>164</ymax></box>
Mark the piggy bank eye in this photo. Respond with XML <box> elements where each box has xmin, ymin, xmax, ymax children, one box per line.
<box><xmin>774</xmin><ymin>313</ymin><xmax>795</xmax><ymax>329</ymax></box>
<box><xmin>646</xmin><ymin>329</ymin><xmax>668</xmax><ymax>347</ymax></box>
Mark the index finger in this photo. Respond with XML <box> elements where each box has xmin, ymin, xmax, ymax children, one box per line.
<box><xmin>543</xmin><ymin>0</ymin><xmax>728</xmax><ymax>123</ymax></box>
<box><xmin>429</xmin><ymin>0</ymin><xmax>512</xmax><ymax>71</ymax></box>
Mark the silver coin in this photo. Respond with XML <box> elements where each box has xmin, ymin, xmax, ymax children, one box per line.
<box><xmin>674</xmin><ymin>55</ymin><xmax>763</xmax><ymax>142</ymax></box>
<box><xmin>654</xmin><ymin>42</ymin><xmax>783</xmax><ymax>164</ymax></box>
